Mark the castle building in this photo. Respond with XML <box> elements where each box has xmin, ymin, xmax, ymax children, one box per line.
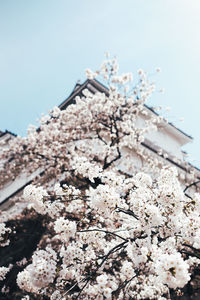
<box><xmin>0</xmin><ymin>79</ymin><xmax>199</xmax><ymax>210</ymax></box>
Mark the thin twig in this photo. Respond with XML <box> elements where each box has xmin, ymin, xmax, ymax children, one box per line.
<box><xmin>116</xmin><ymin>207</ymin><xmax>139</xmax><ymax>220</ymax></box>
<box><xmin>78</xmin><ymin>228</ymin><xmax>127</xmax><ymax>241</ymax></box>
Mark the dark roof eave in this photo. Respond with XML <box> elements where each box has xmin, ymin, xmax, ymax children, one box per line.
<box><xmin>59</xmin><ymin>78</ymin><xmax>192</xmax><ymax>141</ymax></box>
<box><xmin>0</xmin><ymin>130</ymin><xmax>17</xmax><ymax>138</ymax></box>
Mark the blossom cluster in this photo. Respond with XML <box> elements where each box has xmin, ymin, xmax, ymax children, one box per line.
<box><xmin>15</xmin><ymin>166</ymin><xmax>200</xmax><ymax>299</ymax></box>
<box><xmin>17</xmin><ymin>247</ymin><xmax>57</xmax><ymax>293</ymax></box>
<box><xmin>0</xmin><ymin>266</ymin><xmax>10</xmax><ymax>281</ymax></box>
<box><xmin>0</xmin><ymin>222</ymin><xmax>11</xmax><ymax>247</ymax></box>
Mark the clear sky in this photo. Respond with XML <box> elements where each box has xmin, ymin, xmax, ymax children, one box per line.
<box><xmin>0</xmin><ymin>0</ymin><xmax>200</xmax><ymax>167</ymax></box>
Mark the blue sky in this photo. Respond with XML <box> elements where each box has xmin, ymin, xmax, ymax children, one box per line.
<box><xmin>0</xmin><ymin>0</ymin><xmax>200</xmax><ymax>166</ymax></box>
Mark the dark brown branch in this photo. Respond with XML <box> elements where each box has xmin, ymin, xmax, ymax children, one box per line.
<box><xmin>103</xmin><ymin>146</ymin><xmax>121</xmax><ymax>169</ymax></box>
<box><xmin>180</xmin><ymin>250</ymin><xmax>200</xmax><ymax>260</ymax></box>
<box><xmin>113</xmin><ymin>272</ymin><xmax>139</xmax><ymax>296</ymax></box>
<box><xmin>184</xmin><ymin>180</ymin><xmax>200</xmax><ymax>193</ymax></box>
<box><xmin>98</xmin><ymin>240</ymin><xmax>128</xmax><ymax>269</ymax></box>
<box><xmin>96</xmin><ymin>130</ymin><xmax>108</xmax><ymax>145</ymax></box>
<box><xmin>116</xmin><ymin>206</ymin><xmax>139</xmax><ymax>220</ymax></box>
<box><xmin>78</xmin><ymin>229</ymin><xmax>127</xmax><ymax>241</ymax></box>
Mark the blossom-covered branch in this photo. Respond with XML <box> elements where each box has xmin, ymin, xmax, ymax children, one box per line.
<box><xmin>0</xmin><ymin>56</ymin><xmax>200</xmax><ymax>300</ymax></box>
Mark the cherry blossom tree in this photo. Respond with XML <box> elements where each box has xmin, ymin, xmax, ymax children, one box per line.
<box><xmin>0</xmin><ymin>56</ymin><xmax>200</xmax><ymax>299</ymax></box>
